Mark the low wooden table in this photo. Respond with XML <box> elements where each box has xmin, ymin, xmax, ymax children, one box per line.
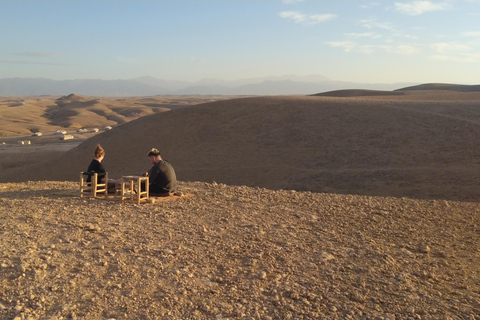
<box><xmin>120</xmin><ymin>175</ymin><xmax>149</xmax><ymax>205</ymax></box>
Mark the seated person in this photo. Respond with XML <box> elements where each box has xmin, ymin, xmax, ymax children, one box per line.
<box><xmin>86</xmin><ymin>144</ymin><xmax>120</xmax><ymax>193</ymax></box>
<box><xmin>140</xmin><ymin>148</ymin><xmax>177</xmax><ymax>195</ymax></box>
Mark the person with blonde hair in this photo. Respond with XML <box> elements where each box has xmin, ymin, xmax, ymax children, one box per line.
<box><xmin>140</xmin><ymin>148</ymin><xmax>177</xmax><ymax>195</ymax></box>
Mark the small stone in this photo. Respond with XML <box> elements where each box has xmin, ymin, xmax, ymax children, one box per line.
<box><xmin>15</xmin><ymin>264</ymin><xmax>25</xmax><ymax>273</ymax></box>
<box><xmin>320</xmin><ymin>252</ymin><xmax>335</xmax><ymax>262</ymax></box>
<box><xmin>382</xmin><ymin>313</ymin><xmax>396</xmax><ymax>320</ymax></box>
<box><xmin>258</xmin><ymin>271</ymin><xmax>267</xmax><ymax>279</ymax></box>
<box><xmin>349</xmin><ymin>292</ymin><xmax>365</xmax><ymax>303</ymax></box>
<box><xmin>406</xmin><ymin>306</ymin><xmax>415</xmax><ymax>314</ymax></box>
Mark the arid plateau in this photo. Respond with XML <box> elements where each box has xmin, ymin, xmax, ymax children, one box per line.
<box><xmin>1</xmin><ymin>86</ymin><xmax>479</xmax><ymax>320</ymax></box>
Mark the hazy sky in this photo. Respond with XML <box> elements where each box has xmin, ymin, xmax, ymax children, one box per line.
<box><xmin>1</xmin><ymin>0</ymin><xmax>480</xmax><ymax>84</ymax></box>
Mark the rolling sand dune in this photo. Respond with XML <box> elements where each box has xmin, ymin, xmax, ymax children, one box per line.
<box><xmin>1</xmin><ymin>88</ymin><xmax>479</xmax><ymax>319</ymax></box>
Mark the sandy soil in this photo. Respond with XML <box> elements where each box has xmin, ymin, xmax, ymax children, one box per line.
<box><xmin>1</xmin><ymin>88</ymin><xmax>479</xmax><ymax>319</ymax></box>
<box><xmin>1</xmin><ymin>181</ymin><xmax>479</xmax><ymax>320</ymax></box>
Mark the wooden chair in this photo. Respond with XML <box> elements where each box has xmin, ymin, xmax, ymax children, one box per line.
<box><xmin>79</xmin><ymin>171</ymin><xmax>108</xmax><ymax>198</ymax></box>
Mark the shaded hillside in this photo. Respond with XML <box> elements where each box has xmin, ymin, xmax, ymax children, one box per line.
<box><xmin>396</xmin><ymin>83</ymin><xmax>480</xmax><ymax>92</ymax></box>
<box><xmin>311</xmin><ymin>89</ymin><xmax>405</xmax><ymax>97</ymax></box>
<box><xmin>314</xmin><ymin>83</ymin><xmax>480</xmax><ymax>98</ymax></box>
<box><xmin>4</xmin><ymin>92</ymin><xmax>480</xmax><ymax>201</ymax></box>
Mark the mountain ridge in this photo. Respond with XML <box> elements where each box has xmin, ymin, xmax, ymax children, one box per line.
<box><xmin>0</xmin><ymin>76</ymin><xmax>415</xmax><ymax>96</ymax></box>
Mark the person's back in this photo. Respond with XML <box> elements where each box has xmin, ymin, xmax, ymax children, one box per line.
<box><xmin>144</xmin><ymin>148</ymin><xmax>177</xmax><ymax>195</ymax></box>
<box><xmin>86</xmin><ymin>146</ymin><xmax>106</xmax><ymax>183</ymax></box>
<box><xmin>149</xmin><ymin>159</ymin><xmax>177</xmax><ymax>194</ymax></box>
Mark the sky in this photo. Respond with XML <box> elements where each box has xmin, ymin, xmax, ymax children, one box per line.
<box><xmin>1</xmin><ymin>0</ymin><xmax>480</xmax><ymax>85</ymax></box>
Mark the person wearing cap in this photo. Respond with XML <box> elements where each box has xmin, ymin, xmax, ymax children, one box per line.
<box><xmin>140</xmin><ymin>148</ymin><xmax>177</xmax><ymax>195</ymax></box>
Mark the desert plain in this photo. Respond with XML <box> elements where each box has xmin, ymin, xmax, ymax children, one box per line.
<box><xmin>0</xmin><ymin>86</ymin><xmax>479</xmax><ymax>320</ymax></box>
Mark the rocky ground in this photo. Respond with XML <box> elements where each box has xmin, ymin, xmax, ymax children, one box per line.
<box><xmin>1</xmin><ymin>181</ymin><xmax>479</xmax><ymax>320</ymax></box>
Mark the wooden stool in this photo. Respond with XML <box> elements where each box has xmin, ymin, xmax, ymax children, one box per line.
<box><xmin>120</xmin><ymin>175</ymin><xmax>149</xmax><ymax>205</ymax></box>
<box><xmin>80</xmin><ymin>172</ymin><xmax>108</xmax><ymax>198</ymax></box>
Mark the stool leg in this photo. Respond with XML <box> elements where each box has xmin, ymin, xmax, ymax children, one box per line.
<box><xmin>137</xmin><ymin>177</ymin><xmax>140</xmax><ymax>205</ymax></box>
<box><xmin>92</xmin><ymin>173</ymin><xmax>97</xmax><ymax>198</ymax></box>
<box><xmin>145</xmin><ymin>179</ymin><xmax>149</xmax><ymax>202</ymax></box>
<box><xmin>121</xmin><ymin>177</ymin><xmax>125</xmax><ymax>202</ymax></box>
<box><xmin>80</xmin><ymin>173</ymin><xmax>84</xmax><ymax>197</ymax></box>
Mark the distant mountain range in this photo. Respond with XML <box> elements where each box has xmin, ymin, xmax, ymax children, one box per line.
<box><xmin>0</xmin><ymin>75</ymin><xmax>415</xmax><ymax>97</ymax></box>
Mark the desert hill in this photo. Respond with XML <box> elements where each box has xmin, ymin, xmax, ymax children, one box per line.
<box><xmin>3</xmin><ymin>90</ymin><xmax>480</xmax><ymax>201</ymax></box>
<box><xmin>0</xmin><ymin>95</ymin><xmax>233</xmax><ymax>137</ymax></box>
<box><xmin>1</xmin><ymin>89</ymin><xmax>480</xmax><ymax>320</ymax></box>
<box><xmin>396</xmin><ymin>83</ymin><xmax>480</xmax><ymax>92</ymax></box>
<box><xmin>314</xmin><ymin>83</ymin><xmax>480</xmax><ymax>98</ymax></box>
<box><xmin>312</xmin><ymin>89</ymin><xmax>405</xmax><ymax>97</ymax></box>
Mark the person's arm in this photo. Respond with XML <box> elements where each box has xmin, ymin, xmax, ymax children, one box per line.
<box><xmin>148</xmin><ymin>165</ymin><xmax>160</xmax><ymax>185</ymax></box>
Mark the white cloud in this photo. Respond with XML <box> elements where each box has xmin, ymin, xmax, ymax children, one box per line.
<box><xmin>360</xmin><ymin>19</ymin><xmax>396</xmax><ymax>31</ymax></box>
<box><xmin>429</xmin><ymin>41</ymin><xmax>479</xmax><ymax>63</ymax></box>
<box><xmin>430</xmin><ymin>42</ymin><xmax>471</xmax><ymax>54</ymax></box>
<box><xmin>279</xmin><ymin>11</ymin><xmax>336</xmax><ymax>24</ymax></box>
<box><xmin>359</xmin><ymin>2</ymin><xmax>381</xmax><ymax>9</ymax></box>
<box><xmin>394</xmin><ymin>1</ymin><xmax>449</xmax><ymax>16</ymax></box>
<box><xmin>343</xmin><ymin>32</ymin><xmax>382</xmax><ymax>39</ymax></box>
<box><xmin>430</xmin><ymin>53</ymin><xmax>480</xmax><ymax>63</ymax></box>
<box><xmin>281</xmin><ymin>0</ymin><xmax>304</xmax><ymax>3</ymax></box>
<box><xmin>462</xmin><ymin>31</ymin><xmax>480</xmax><ymax>37</ymax></box>
<box><xmin>357</xmin><ymin>45</ymin><xmax>376</xmax><ymax>54</ymax></box>
<box><xmin>384</xmin><ymin>44</ymin><xmax>418</xmax><ymax>55</ymax></box>
<box><xmin>326</xmin><ymin>41</ymin><xmax>418</xmax><ymax>55</ymax></box>
<box><xmin>327</xmin><ymin>41</ymin><xmax>356</xmax><ymax>52</ymax></box>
